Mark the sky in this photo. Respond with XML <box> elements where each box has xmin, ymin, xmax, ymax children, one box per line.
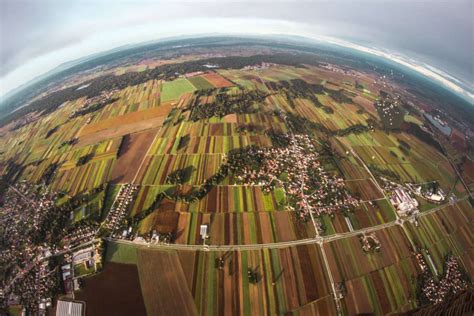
<box><xmin>1</xmin><ymin>0</ymin><xmax>473</xmax><ymax>100</ymax></box>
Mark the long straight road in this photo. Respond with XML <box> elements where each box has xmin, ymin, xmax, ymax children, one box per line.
<box><xmin>106</xmin><ymin>195</ymin><xmax>468</xmax><ymax>252</ymax></box>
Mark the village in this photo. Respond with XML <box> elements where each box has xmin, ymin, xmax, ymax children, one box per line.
<box><xmin>102</xmin><ymin>183</ymin><xmax>139</xmax><ymax>238</ymax></box>
<box><xmin>0</xmin><ymin>182</ymin><xmax>103</xmax><ymax>314</ymax></box>
<box><xmin>226</xmin><ymin>133</ymin><xmax>361</xmax><ymax>221</ymax></box>
<box><xmin>414</xmin><ymin>251</ymin><xmax>469</xmax><ymax>305</ymax></box>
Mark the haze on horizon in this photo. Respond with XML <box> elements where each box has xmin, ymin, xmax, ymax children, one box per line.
<box><xmin>1</xmin><ymin>0</ymin><xmax>473</xmax><ymax>100</ymax></box>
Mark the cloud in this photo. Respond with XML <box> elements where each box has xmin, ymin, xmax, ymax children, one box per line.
<box><xmin>0</xmin><ymin>1</ymin><xmax>472</xmax><ymax>99</ymax></box>
<box><xmin>308</xmin><ymin>35</ymin><xmax>474</xmax><ymax>101</ymax></box>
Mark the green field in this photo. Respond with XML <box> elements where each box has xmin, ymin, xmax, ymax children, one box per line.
<box><xmin>161</xmin><ymin>78</ymin><xmax>196</xmax><ymax>101</ymax></box>
<box><xmin>188</xmin><ymin>76</ymin><xmax>214</xmax><ymax>90</ymax></box>
<box><xmin>74</xmin><ymin>262</ymin><xmax>95</xmax><ymax>276</ymax></box>
<box><xmin>105</xmin><ymin>241</ymin><xmax>138</xmax><ymax>264</ymax></box>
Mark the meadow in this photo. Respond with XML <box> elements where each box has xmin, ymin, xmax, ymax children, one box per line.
<box><xmin>161</xmin><ymin>78</ymin><xmax>196</xmax><ymax>102</ymax></box>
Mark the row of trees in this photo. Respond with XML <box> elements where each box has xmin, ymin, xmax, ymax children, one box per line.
<box><xmin>267</xmin><ymin>79</ymin><xmax>351</xmax><ymax>111</ymax></box>
<box><xmin>69</xmin><ymin>97</ymin><xmax>119</xmax><ymax>118</ymax></box>
<box><xmin>76</xmin><ymin>153</ymin><xmax>94</xmax><ymax>166</ymax></box>
<box><xmin>285</xmin><ymin>111</ymin><xmax>370</xmax><ymax>137</ymax></box>
<box><xmin>40</xmin><ymin>163</ymin><xmax>60</xmax><ymax>185</ymax></box>
<box><xmin>188</xmin><ymin>89</ymin><xmax>268</xmax><ymax>121</ymax></box>
<box><xmin>130</xmin><ymin>146</ymin><xmax>262</xmax><ymax>228</ymax></box>
<box><xmin>0</xmin><ymin>53</ymin><xmax>316</xmax><ymax>127</ymax></box>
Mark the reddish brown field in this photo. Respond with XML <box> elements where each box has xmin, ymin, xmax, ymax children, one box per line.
<box><xmin>80</xmin><ymin>104</ymin><xmax>173</xmax><ymax>136</ymax></box>
<box><xmin>295</xmin><ymin>296</ymin><xmax>338</xmax><ymax>316</ymax></box>
<box><xmin>154</xmin><ymin>211</ymin><xmax>180</xmax><ymax>234</ymax></box>
<box><xmin>202</xmin><ymin>72</ymin><xmax>234</xmax><ymax>88</ymax></box>
<box><xmin>75</xmin><ymin>263</ymin><xmax>147</xmax><ymax>316</ymax></box>
<box><xmin>223</xmin><ymin>113</ymin><xmax>238</xmax><ymax>123</ymax></box>
<box><xmin>461</xmin><ymin>158</ymin><xmax>474</xmax><ymax>188</ymax></box>
<box><xmin>110</xmin><ymin>129</ymin><xmax>158</xmax><ymax>184</ymax></box>
<box><xmin>76</xmin><ymin>103</ymin><xmax>173</xmax><ymax>146</ymax></box>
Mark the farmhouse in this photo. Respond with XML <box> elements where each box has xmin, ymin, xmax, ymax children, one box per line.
<box><xmin>390</xmin><ymin>187</ymin><xmax>418</xmax><ymax>216</ymax></box>
<box><xmin>427</xmin><ymin>192</ymin><xmax>445</xmax><ymax>202</ymax></box>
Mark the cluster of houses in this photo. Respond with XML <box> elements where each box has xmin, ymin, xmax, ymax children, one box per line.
<box><xmin>374</xmin><ymin>94</ymin><xmax>403</xmax><ymax>127</ymax></box>
<box><xmin>61</xmin><ymin>243</ymin><xmax>101</xmax><ymax>297</ymax></box>
<box><xmin>0</xmin><ymin>182</ymin><xmax>104</xmax><ymax>315</ymax></box>
<box><xmin>0</xmin><ymin>183</ymin><xmax>61</xmax><ymax>313</ymax></box>
<box><xmin>359</xmin><ymin>233</ymin><xmax>381</xmax><ymax>253</ymax></box>
<box><xmin>15</xmin><ymin>259</ymin><xmax>56</xmax><ymax>315</ymax></box>
<box><xmin>241</xmin><ymin>62</ymin><xmax>277</xmax><ymax>71</ymax></box>
<box><xmin>3</xmin><ymin>256</ymin><xmax>57</xmax><ymax>315</ymax></box>
<box><xmin>410</xmin><ymin>183</ymin><xmax>446</xmax><ymax>203</ymax></box>
<box><xmin>319</xmin><ymin>62</ymin><xmax>357</xmax><ymax>76</ymax></box>
<box><xmin>62</xmin><ymin>222</ymin><xmax>99</xmax><ymax>249</ymax></box>
<box><xmin>61</xmin><ymin>261</ymin><xmax>74</xmax><ymax>294</ymax></box>
<box><xmin>68</xmin><ymin>88</ymin><xmax>119</xmax><ymax>118</ymax></box>
<box><xmin>104</xmin><ymin>184</ymin><xmax>138</xmax><ymax>236</ymax></box>
<box><xmin>149</xmin><ymin>231</ymin><xmax>173</xmax><ymax>244</ymax></box>
<box><xmin>229</xmin><ymin>134</ymin><xmax>359</xmax><ymax>220</ymax></box>
<box><xmin>384</xmin><ymin>177</ymin><xmax>449</xmax><ymax>218</ymax></box>
<box><xmin>73</xmin><ymin>246</ymin><xmax>99</xmax><ymax>272</ymax></box>
<box><xmin>415</xmin><ymin>252</ymin><xmax>468</xmax><ymax>305</ymax></box>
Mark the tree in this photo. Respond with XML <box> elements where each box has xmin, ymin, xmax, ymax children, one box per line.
<box><xmin>76</xmin><ymin>153</ymin><xmax>94</xmax><ymax>166</ymax></box>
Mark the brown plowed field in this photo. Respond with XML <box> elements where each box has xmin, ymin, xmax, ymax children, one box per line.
<box><xmin>76</xmin><ymin>103</ymin><xmax>173</xmax><ymax>146</ymax></box>
<box><xmin>202</xmin><ymin>72</ymin><xmax>234</xmax><ymax>88</ymax></box>
<box><xmin>75</xmin><ymin>262</ymin><xmax>146</xmax><ymax>316</ymax></box>
<box><xmin>110</xmin><ymin>129</ymin><xmax>158</xmax><ymax>184</ymax></box>
<box><xmin>137</xmin><ymin>249</ymin><xmax>198</xmax><ymax>316</ymax></box>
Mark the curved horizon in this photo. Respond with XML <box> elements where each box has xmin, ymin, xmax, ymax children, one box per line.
<box><xmin>1</xmin><ymin>0</ymin><xmax>473</xmax><ymax>102</ymax></box>
<box><xmin>1</xmin><ymin>30</ymin><xmax>473</xmax><ymax>104</ymax></box>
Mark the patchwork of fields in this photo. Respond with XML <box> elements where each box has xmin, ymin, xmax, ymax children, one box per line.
<box><xmin>100</xmin><ymin>243</ymin><xmax>336</xmax><ymax>315</ymax></box>
<box><xmin>1</xmin><ymin>57</ymin><xmax>472</xmax><ymax>316</ymax></box>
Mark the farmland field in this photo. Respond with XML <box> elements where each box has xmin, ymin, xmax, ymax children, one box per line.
<box><xmin>324</xmin><ymin>226</ymin><xmax>419</xmax><ymax>314</ymax></box>
<box><xmin>75</xmin><ymin>262</ymin><xmax>147</xmax><ymax>316</ymax></box>
<box><xmin>188</xmin><ymin>76</ymin><xmax>215</xmax><ymax>90</ymax></box>
<box><xmin>105</xmin><ymin>241</ymin><xmax>138</xmax><ymax>264</ymax></box>
<box><xmin>110</xmin><ymin>128</ymin><xmax>158</xmax><ymax>184</ymax></box>
<box><xmin>126</xmin><ymin>245</ymin><xmax>336</xmax><ymax>315</ymax></box>
<box><xmin>161</xmin><ymin>78</ymin><xmax>196</xmax><ymax>101</ymax></box>
<box><xmin>404</xmin><ymin>202</ymin><xmax>474</xmax><ymax>278</ymax></box>
<box><xmin>137</xmin><ymin>249</ymin><xmax>198</xmax><ymax>315</ymax></box>
<box><xmin>202</xmin><ymin>72</ymin><xmax>234</xmax><ymax>88</ymax></box>
<box><xmin>1</xmin><ymin>38</ymin><xmax>472</xmax><ymax>316</ymax></box>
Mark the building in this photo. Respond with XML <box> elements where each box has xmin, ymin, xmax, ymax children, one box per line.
<box><xmin>72</xmin><ymin>248</ymin><xmax>94</xmax><ymax>264</ymax></box>
<box><xmin>56</xmin><ymin>300</ymin><xmax>84</xmax><ymax>316</ymax></box>
<box><xmin>390</xmin><ymin>187</ymin><xmax>418</xmax><ymax>216</ymax></box>
<box><xmin>428</xmin><ymin>193</ymin><xmax>444</xmax><ymax>202</ymax></box>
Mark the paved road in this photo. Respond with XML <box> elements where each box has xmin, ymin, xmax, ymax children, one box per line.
<box><xmin>106</xmin><ymin>196</ymin><xmax>468</xmax><ymax>252</ymax></box>
<box><xmin>104</xmin><ymin>189</ymin><xmax>466</xmax><ymax>316</ymax></box>
<box><xmin>5</xmin><ymin>106</ymin><xmax>471</xmax><ymax>313</ymax></box>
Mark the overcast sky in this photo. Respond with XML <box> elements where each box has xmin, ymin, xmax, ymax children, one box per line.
<box><xmin>0</xmin><ymin>0</ymin><xmax>473</xmax><ymax>98</ymax></box>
